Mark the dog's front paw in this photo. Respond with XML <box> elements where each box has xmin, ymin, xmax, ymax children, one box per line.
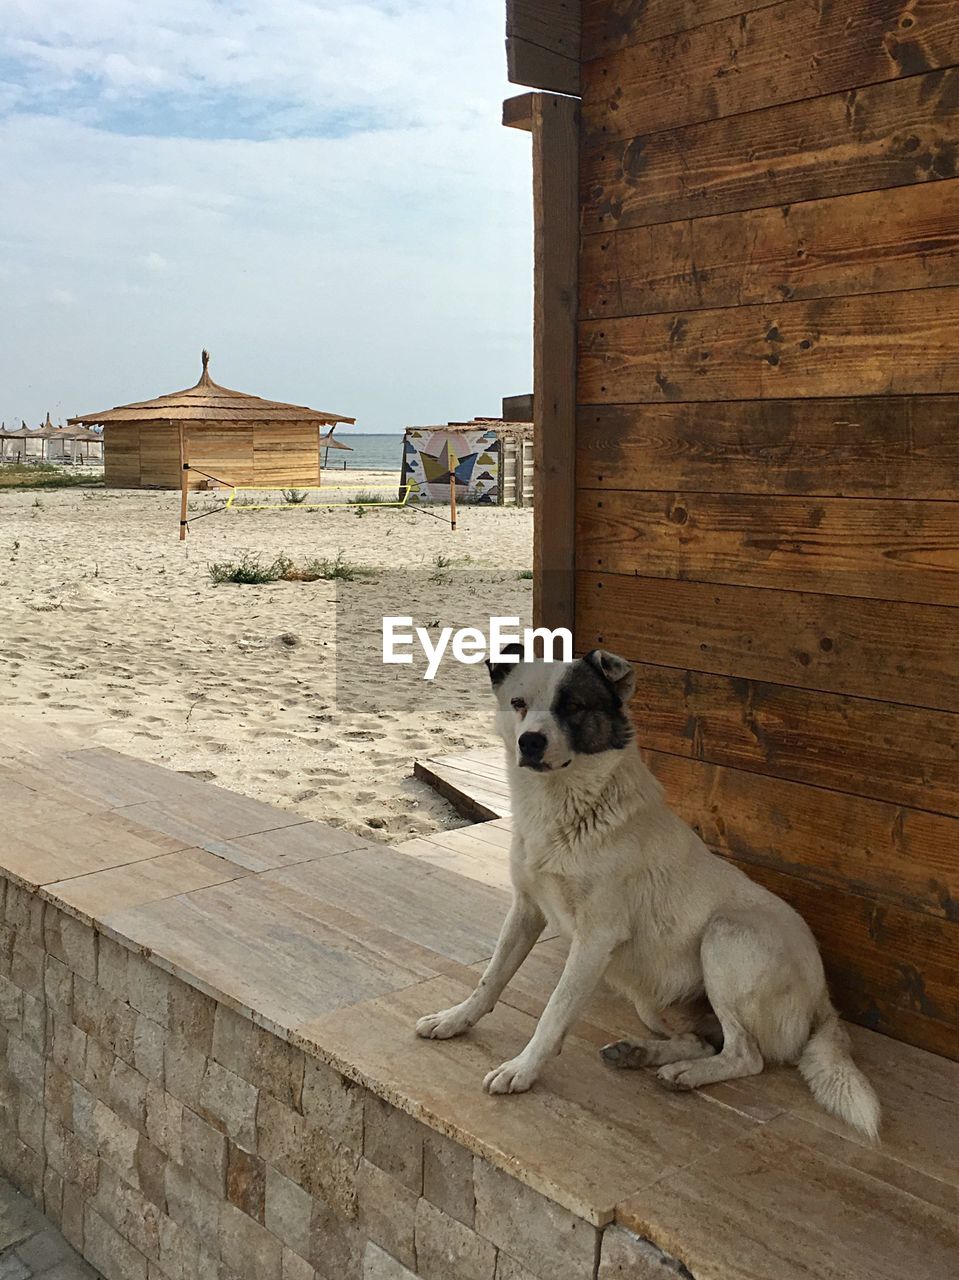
<box><xmin>482</xmin><ymin>1055</ymin><xmax>539</xmax><ymax>1095</ymax></box>
<box><xmin>415</xmin><ymin>1005</ymin><xmax>474</xmax><ymax>1040</ymax></box>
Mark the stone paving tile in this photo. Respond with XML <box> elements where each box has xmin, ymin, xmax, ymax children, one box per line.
<box><xmin>0</xmin><ymin>1179</ymin><xmax>101</xmax><ymax>1279</ymax></box>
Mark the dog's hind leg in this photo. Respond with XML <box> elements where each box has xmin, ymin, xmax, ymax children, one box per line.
<box><xmin>655</xmin><ymin>1020</ymin><xmax>762</xmax><ymax>1090</ymax></box>
<box><xmin>601</xmin><ymin>1034</ymin><xmax>716</xmax><ymax>1069</ymax></box>
<box><xmin>656</xmin><ymin>915</ymin><xmax>766</xmax><ymax>1092</ymax></box>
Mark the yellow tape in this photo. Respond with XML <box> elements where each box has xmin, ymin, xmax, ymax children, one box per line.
<box><xmin>224</xmin><ymin>481</ymin><xmax>417</xmax><ymax>511</ymax></box>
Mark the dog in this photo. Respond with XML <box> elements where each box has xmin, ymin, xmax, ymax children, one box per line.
<box><xmin>416</xmin><ymin>647</ymin><xmax>880</xmax><ymax>1141</ymax></box>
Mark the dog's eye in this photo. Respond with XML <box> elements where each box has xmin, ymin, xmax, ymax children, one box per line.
<box><xmin>510</xmin><ymin>698</ymin><xmax>527</xmax><ymax>712</ymax></box>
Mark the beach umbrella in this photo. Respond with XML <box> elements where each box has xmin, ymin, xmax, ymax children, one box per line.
<box><xmin>71</xmin><ymin>426</ymin><xmax>103</xmax><ymax>461</ymax></box>
<box><xmin>7</xmin><ymin>422</ymin><xmax>41</xmax><ymax>460</ymax></box>
<box><xmin>34</xmin><ymin>414</ymin><xmax>61</xmax><ymax>460</ymax></box>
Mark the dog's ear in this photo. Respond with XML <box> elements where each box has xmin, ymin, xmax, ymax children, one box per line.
<box><xmin>583</xmin><ymin>649</ymin><xmax>636</xmax><ymax>704</ymax></box>
<box><xmin>486</xmin><ymin>641</ymin><xmax>526</xmax><ymax>688</ymax></box>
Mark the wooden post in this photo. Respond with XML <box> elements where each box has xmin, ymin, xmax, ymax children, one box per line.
<box><xmin>504</xmin><ymin>91</ymin><xmax>579</xmax><ymax>632</ymax></box>
<box><xmin>178</xmin><ymin>425</ymin><xmax>189</xmax><ymax>541</ymax></box>
<box><xmin>450</xmin><ymin>474</ymin><xmax>457</xmax><ymax>531</ymax></box>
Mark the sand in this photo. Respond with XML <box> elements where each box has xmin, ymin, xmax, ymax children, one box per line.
<box><xmin>0</xmin><ymin>471</ymin><xmax>533</xmax><ymax>840</ymax></box>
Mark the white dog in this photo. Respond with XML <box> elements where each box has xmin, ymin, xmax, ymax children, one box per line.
<box><xmin>416</xmin><ymin>648</ymin><xmax>880</xmax><ymax>1141</ymax></box>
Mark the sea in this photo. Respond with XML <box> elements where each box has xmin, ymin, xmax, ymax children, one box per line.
<box><xmin>325</xmin><ymin>433</ymin><xmax>404</xmax><ymax>471</ymax></box>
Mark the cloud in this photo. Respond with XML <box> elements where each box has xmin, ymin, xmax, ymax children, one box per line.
<box><xmin>0</xmin><ymin>2</ymin><xmax>534</xmax><ymax>429</ymax></box>
<box><xmin>1</xmin><ymin>2</ymin><xmax>515</xmax><ymax>139</ymax></box>
<box><xmin>48</xmin><ymin>286</ymin><xmax>78</xmax><ymax>305</ymax></box>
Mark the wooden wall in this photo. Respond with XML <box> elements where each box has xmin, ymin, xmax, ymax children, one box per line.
<box><xmin>574</xmin><ymin>0</ymin><xmax>959</xmax><ymax>1058</ymax></box>
<box><xmin>103</xmin><ymin>424</ymin><xmax>322</xmax><ymax>489</ymax></box>
<box><xmin>102</xmin><ymin>425</ymin><xmax>140</xmax><ymax>487</ymax></box>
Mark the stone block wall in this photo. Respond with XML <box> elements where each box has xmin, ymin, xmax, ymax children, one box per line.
<box><xmin>0</xmin><ymin>876</ymin><xmax>684</xmax><ymax>1280</ymax></box>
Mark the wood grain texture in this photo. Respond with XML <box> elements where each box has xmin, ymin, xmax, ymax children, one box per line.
<box><xmin>508</xmin><ymin>36</ymin><xmax>580</xmax><ymax>95</ymax></box>
<box><xmin>503</xmin><ymin>92</ymin><xmax>535</xmax><ymax>130</ymax></box>
<box><xmin>581</xmin><ymin>68</ymin><xmax>959</xmax><ymax>232</ymax></box>
<box><xmin>578</xmin><ymin>288</ymin><xmax>959</xmax><ymax>403</ymax></box>
<box><xmin>252</xmin><ymin>424</ymin><xmax>320</xmax><ymax>487</ymax></box>
<box><xmin>616</xmin><ymin>1118</ymin><xmax>959</xmax><ymax>1278</ymax></box>
<box><xmin>531</xmin><ymin>93</ymin><xmax>580</xmax><ymax>632</ymax></box>
<box><xmin>643</xmin><ymin>749</ymin><xmax>959</xmax><ymax>922</ymax></box>
<box><xmin>575</xmin><ymin>573</ymin><xmax>959</xmax><ymax>713</ymax></box>
<box><xmin>576</xmin><ymin>490</ymin><xmax>959</xmax><ymax>605</ymax></box>
<box><xmin>507</xmin><ymin>0</ymin><xmax>581</xmax><ymax>93</ymax></box>
<box><xmin>184</xmin><ymin>428</ymin><xmax>254</xmax><ymax>489</ymax></box>
<box><xmin>581</xmin><ymin>0</ymin><xmax>781</xmax><ymax>58</ymax></box>
<box><xmin>139</xmin><ymin>424</ymin><xmax>180</xmax><ymax>488</ymax></box>
<box><xmin>628</xmin><ymin>663</ymin><xmax>959</xmax><ymax>816</ymax></box>
<box><xmin>575</xmin><ymin>0</ymin><xmax>959</xmax><ymax>1064</ymax></box>
<box><xmin>575</xmin><ymin>398</ymin><xmax>959</xmax><ymax>498</ymax></box>
<box><xmin>579</xmin><ymin>179</ymin><xmax>959</xmax><ymax>318</ymax></box>
<box><xmin>583</xmin><ymin>1</ymin><xmax>959</xmax><ymax>141</ymax></box>
<box><xmin>730</xmin><ymin>860</ymin><xmax>959</xmax><ymax>1057</ymax></box>
<box><xmin>103</xmin><ymin>425</ymin><xmax>140</xmax><ymax>487</ymax></box>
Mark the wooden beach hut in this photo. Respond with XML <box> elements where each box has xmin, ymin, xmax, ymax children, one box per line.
<box><xmin>505</xmin><ymin>1</ymin><xmax>959</xmax><ymax>1063</ymax></box>
<box><xmin>401</xmin><ymin>406</ymin><xmax>533</xmax><ymax>506</ymax></box>
<box><xmin>69</xmin><ymin>351</ymin><xmax>355</xmax><ymax>490</ymax></box>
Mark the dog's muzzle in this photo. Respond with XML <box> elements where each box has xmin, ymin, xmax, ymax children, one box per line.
<box><xmin>518</xmin><ymin>730</ymin><xmax>547</xmax><ymax>768</ymax></box>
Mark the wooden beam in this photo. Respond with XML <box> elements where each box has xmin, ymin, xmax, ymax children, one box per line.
<box><xmin>507</xmin><ymin>1</ymin><xmax>581</xmax><ymax>95</ymax></box>
<box><xmin>503</xmin><ymin>93</ymin><xmax>535</xmax><ymax>131</ymax></box>
<box><xmin>502</xmin><ymin>393</ymin><xmax>534</xmax><ymax>422</ymax></box>
<box><xmin>526</xmin><ymin>93</ymin><xmax>579</xmax><ymax>632</ymax></box>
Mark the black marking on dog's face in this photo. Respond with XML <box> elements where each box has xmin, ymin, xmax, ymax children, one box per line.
<box><xmin>550</xmin><ymin>653</ymin><xmax>635</xmax><ymax>755</ymax></box>
<box><xmin>486</xmin><ymin>642</ymin><xmax>526</xmax><ymax>687</ymax></box>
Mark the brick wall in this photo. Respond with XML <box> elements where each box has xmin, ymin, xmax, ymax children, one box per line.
<box><xmin>0</xmin><ymin>875</ymin><xmax>682</xmax><ymax>1280</ymax></box>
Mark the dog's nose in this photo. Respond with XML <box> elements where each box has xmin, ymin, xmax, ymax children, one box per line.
<box><xmin>518</xmin><ymin>731</ymin><xmax>547</xmax><ymax>762</ymax></box>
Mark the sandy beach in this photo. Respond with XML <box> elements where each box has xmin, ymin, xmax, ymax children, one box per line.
<box><xmin>0</xmin><ymin>471</ymin><xmax>532</xmax><ymax>839</ymax></box>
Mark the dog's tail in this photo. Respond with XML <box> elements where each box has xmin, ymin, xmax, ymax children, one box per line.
<box><xmin>798</xmin><ymin>1001</ymin><xmax>880</xmax><ymax>1143</ymax></box>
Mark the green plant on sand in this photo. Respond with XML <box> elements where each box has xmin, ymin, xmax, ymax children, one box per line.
<box><xmin>208</xmin><ymin>550</ymin><xmax>375</xmax><ymax>585</ymax></box>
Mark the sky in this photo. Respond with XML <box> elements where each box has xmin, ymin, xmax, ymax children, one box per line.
<box><xmin>0</xmin><ymin>1</ymin><xmax>534</xmax><ymax>432</ymax></box>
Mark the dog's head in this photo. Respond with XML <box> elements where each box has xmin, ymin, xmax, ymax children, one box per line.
<box><xmin>486</xmin><ymin>646</ymin><xmax>636</xmax><ymax>772</ymax></box>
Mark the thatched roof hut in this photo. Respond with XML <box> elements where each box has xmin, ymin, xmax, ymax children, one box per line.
<box><xmin>69</xmin><ymin>351</ymin><xmax>355</xmax><ymax>490</ymax></box>
<box><xmin>2</xmin><ymin>423</ymin><xmax>44</xmax><ymax>458</ymax></box>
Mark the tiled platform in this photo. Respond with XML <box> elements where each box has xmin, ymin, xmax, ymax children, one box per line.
<box><xmin>2</xmin><ymin>719</ymin><xmax>958</xmax><ymax>1280</ymax></box>
<box><xmin>412</xmin><ymin>752</ymin><xmax>509</xmax><ymax>823</ymax></box>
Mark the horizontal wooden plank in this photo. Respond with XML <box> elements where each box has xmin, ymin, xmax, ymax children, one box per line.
<box><xmin>508</xmin><ymin>35</ymin><xmax>580</xmax><ymax>95</ymax></box>
<box><xmin>189</xmin><ymin>430</ymin><xmax>254</xmax><ymax>489</ymax></box>
<box><xmin>628</xmin><ymin>662</ymin><xmax>959</xmax><ymax>815</ymax></box>
<box><xmin>581</xmin><ymin>68</ymin><xmax>959</xmax><ymax>232</ymax></box>
<box><xmin>643</xmin><ymin>749</ymin><xmax>959</xmax><ymax>922</ymax></box>
<box><xmin>139</xmin><ymin>428</ymin><xmax>179</xmax><ymax>478</ymax></box>
<box><xmin>507</xmin><ymin>0</ymin><xmax>580</xmax><ymax>93</ymax></box>
<box><xmin>582</xmin><ymin>1</ymin><xmax>959</xmax><ymax>141</ymax></box>
<box><xmin>503</xmin><ymin>92</ymin><xmax>535</xmax><ymax>131</ymax></box>
<box><xmin>575</xmin><ymin>398</ymin><xmax>959</xmax><ymax>498</ymax></box>
<box><xmin>579</xmin><ymin>180</ymin><xmax>959</xmax><ymax>318</ymax></box>
<box><xmin>578</xmin><ymin>288</ymin><xmax>959</xmax><ymax>403</ymax></box>
<box><xmin>730</xmin><ymin>860</ymin><xmax>959</xmax><ymax>1058</ymax></box>
<box><xmin>575</xmin><ymin>573</ymin><xmax>959</xmax><ymax>713</ymax></box>
<box><xmin>508</xmin><ymin>0</ymin><xmax>581</xmax><ymax>61</ymax></box>
<box><xmin>576</xmin><ymin>490</ymin><xmax>959</xmax><ymax>605</ymax></box>
<box><xmin>103</xmin><ymin>426</ymin><xmax>140</xmax><ymax>487</ymax></box>
<box><xmin>581</xmin><ymin>0</ymin><xmax>781</xmax><ymax>59</ymax></box>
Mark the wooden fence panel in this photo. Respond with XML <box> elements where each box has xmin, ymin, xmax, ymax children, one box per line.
<box><xmin>569</xmin><ymin>0</ymin><xmax>959</xmax><ymax>1057</ymax></box>
<box><xmin>575</xmin><ymin>399</ymin><xmax>959</xmax><ymax>498</ymax></box>
<box><xmin>581</xmin><ymin>70</ymin><xmax>959</xmax><ymax>232</ymax></box>
<box><xmin>579</xmin><ymin>180</ymin><xmax>959</xmax><ymax>319</ymax></box>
